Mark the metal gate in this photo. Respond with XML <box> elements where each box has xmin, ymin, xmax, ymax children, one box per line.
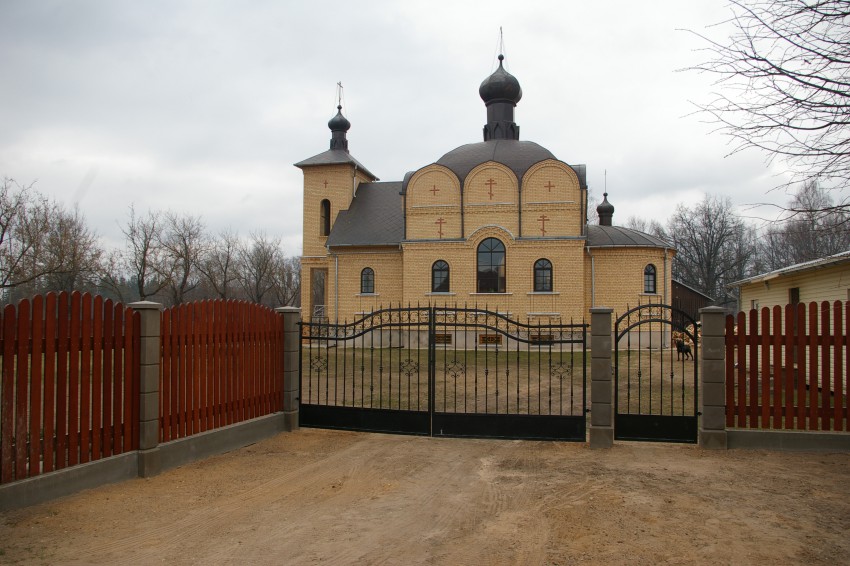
<box><xmin>614</xmin><ymin>304</ymin><xmax>699</xmax><ymax>443</ymax></box>
<box><xmin>300</xmin><ymin>306</ymin><xmax>587</xmax><ymax>441</ymax></box>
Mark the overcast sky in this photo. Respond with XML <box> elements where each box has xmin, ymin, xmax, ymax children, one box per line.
<box><xmin>0</xmin><ymin>1</ymin><xmax>796</xmax><ymax>255</ymax></box>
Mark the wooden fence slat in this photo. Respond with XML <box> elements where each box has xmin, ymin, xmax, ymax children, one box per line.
<box><xmin>784</xmin><ymin>304</ymin><xmax>794</xmax><ymax>429</ymax></box>
<box><xmin>820</xmin><ymin>301</ymin><xmax>831</xmax><ymax>431</ymax></box>
<box><xmin>43</xmin><ymin>294</ymin><xmax>57</xmax><ymax>473</ymax></box>
<box><xmin>15</xmin><ymin>300</ymin><xmax>30</xmax><ymax>480</ymax></box>
<box><xmin>160</xmin><ymin>309</ymin><xmax>171</xmax><ymax>443</ymax></box>
<box><xmin>760</xmin><ymin>308</ymin><xmax>770</xmax><ymax>427</ymax></box>
<box><xmin>839</xmin><ymin>301</ymin><xmax>847</xmax><ymax>431</ymax></box>
<box><xmin>123</xmin><ymin>307</ymin><xmax>134</xmax><ymax>452</ymax></box>
<box><xmin>771</xmin><ymin>306</ymin><xmax>781</xmax><ymax>429</ymax></box>
<box><xmin>80</xmin><ymin>293</ymin><xmax>93</xmax><ymax>463</ymax></box>
<box><xmin>56</xmin><ymin>292</ymin><xmax>69</xmax><ymax>469</ymax></box>
<box><xmin>68</xmin><ymin>292</ymin><xmax>81</xmax><ymax>467</ymax></box>
<box><xmin>736</xmin><ymin>312</ymin><xmax>746</xmax><ymax>427</ymax></box>
<box><xmin>211</xmin><ymin>301</ymin><xmax>220</xmax><ymax>430</ymax></box>
<box><xmin>194</xmin><ymin>303</ymin><xmax>203</xmax><ymax>433</ymax></box>
<box><xmin>29</xmin><ymin>296</ymin><xmax>44</xmax><ymax>477</ymax></box>
<box><xmin>2</xmin><ymin>304</ymin><xmax>15</xmax><ymax>483</ymax></box>
<box><xmin>746</xmin><ymin>309</ymin><xmax>757</xmax><ymax>427</ymax></box>
<box><xmin>112</xmin><ymin>303</ymin><xmax>123</xmax><ymax>454</ymax></box>
<box><xmin>179</xmin><ymin>304</ymin><xmax>188</xmax><ymax>439</ymax></box>
<box><xmin>808</xmin><ymin>302</ymin><xmax>819</xmax><ymax>431</ymax></box>
<box><xmin>91</xmin><ymin>296</ymin><xmax>103</xmax><ymax>459</ymax></box>
<box><xmin>171</xmin><ymin>306</ymin><xmax>180</xmax><ymax>439</ymax></box>
<box><xmin>102</xmin><ymin>299</ymin><xmax>114</xmax><ymax>457</ymax></box>
<box><xmin>796</xmin><ymin>303</ymin><xmax>806</xmax><ymax>429</ymax></box>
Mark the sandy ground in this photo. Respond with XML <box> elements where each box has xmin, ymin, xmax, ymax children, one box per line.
<box><xmin>1</xmin><ymin>428</ymin><xmax>849</xmax><ymax>565</ymax></box>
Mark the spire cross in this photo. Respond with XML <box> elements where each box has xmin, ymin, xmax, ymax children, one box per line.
<box><xmin>323</xmin><ymin>180</ymin><xmax>328</xmax><ymax>188</ymax></box>
<box><xmin>429</xmin><ymin>185</ymin><xmax>440</xmax><ymax>196</ymax></box>
<box><xmin>538</xmin><ymin>214</ymin><xmax>549</xmax><ymax>236</ymax></box>
<box><xmin>544</xmin><ymin>181</ymin><xmax>555</xmax><ymax>192</ymax></box>
<box><xmin>485</xmin><ymin>178</ymin><xmax>497</xmax><ymax>199</ymax></box>
<box><xmin>435</xmin><ymin>217</ymin><xmax>446</xmax><ymax>238</ymax></box>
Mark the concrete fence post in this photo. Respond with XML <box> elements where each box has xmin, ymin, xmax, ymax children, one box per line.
<box><xmin>276</xmin><ymin>306</ymin><xmax>301</xmax><ymax>431</ymax></box>
<box><xmin>129</xmin><ymin>301</ymin><xmax>163</xmax><ymax>476</ymax></box>
<box><xmin>589</xmin><ymin>307</ymin><xmax>614</xmax><ymax>448</ymax></box>
<box><xmin>699</xmin><ymin>306</ymin><xmax>727</xmax><ymax>449</ymax></box>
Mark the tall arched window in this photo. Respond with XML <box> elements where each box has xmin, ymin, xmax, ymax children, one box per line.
<box><xmin>361</xmin><ymin>267</ymin><xmax>375</xmax><ymax>294</ymax></box>
<box><xmin>644</xmin><ymin>264</ymin><xmax>657</xmax><ymax>294</ymax></box>
<box><xmin>320</xmin><ymin>199</ymin><xmax>331</xmax><ymax>236</ymax></box>
<box><xmin>431</xmin><ymin>260</ymin><xmax>450</xmax><ymax>292</ymax></box>
<box><xmin>477</xmin><ymin>238</ymin><xmax>506</xmax><ymax>293</ymax></box>
<box><xmin>534</xmin><ymin>259</ymin><xmax>553</xmax><ymax>292</ymax></box>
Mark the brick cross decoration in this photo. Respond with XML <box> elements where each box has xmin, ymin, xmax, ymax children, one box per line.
<box><xmin>323</xmin><ymin>180</ymin><xmax>328</xmax><ymax>188</ymax></box>
<box><xmin>544</xmin><ymin>181</ymin><xmax>555</xmax><ymax>192</ymax></box>
<box><xmin>429</xmin><ymin>185</ymin><xmax>440</xmax><ymax>196</ymax></box>
<box><xmin>435</xmin><ymin>217</ymin><xmax>446</xmax><ymax>238</ymax></box>
<box><xmin>538</xmin><ymin>214</ymin><xmax>549</xmax><ymax>236</ymax></box>
<box><xmin>485</xmin><ymin>178</ymin><xmax>497</xmax><ymax>199</ymax></box>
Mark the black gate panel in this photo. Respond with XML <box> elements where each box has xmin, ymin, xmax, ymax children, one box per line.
<box><xmin>433</xmin><ymin>413</ymin><xmax>585</xmax><ymax>441</ymax></box>
<box><xmin>614</xmin><ymin>304</ymin><xmax>699</xmax><ymax>443</ymax></box>
<box><xmin>300</xmin><ymin>405</ymin><xmax>430</xmax><ymax>436</ymax></box>
<box><xmin>300</xmin><ymin>306</ymin><xmax>588</xmax><ymax>440</ymax></box>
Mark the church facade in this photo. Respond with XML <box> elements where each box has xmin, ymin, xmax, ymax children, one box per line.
<box><xmin>297</xmin><ymin>55</ymin><xmax>673</xmax><ymax>323</ymax></box>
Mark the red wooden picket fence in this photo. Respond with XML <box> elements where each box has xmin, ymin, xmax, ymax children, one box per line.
<box><xmin>0</xmin><ymin>292</ymin><xmax>140</xmax><ymax>485</ymax></box>
<box><xmin>159</xmin><ymin>300</ymin><xmax>284</xmax><ymax>442</ymax></box>
<box><xmin>725</xmin><ymin>300</ymin><xmax>849</xmax><ymax>431</ymax></box>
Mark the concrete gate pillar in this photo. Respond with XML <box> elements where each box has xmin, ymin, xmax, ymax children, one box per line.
<box><xmin>276</xmin><ymin>307</ymin><xmax>302</xmax><ymax>431</ymax></box>
<box><xmin>589</xmin><ymin>307</ymin><xmax>614</xmax><ymax>448</ymax></box>
<box><xmin>699</xmin><ymin>307</ymin><xmax>727</xmax><ymax>449</ymax></box>
<box><xmin>129</xmin><ymin>301</ymin><xmax>163</xmax><ymax>477</ymax></box>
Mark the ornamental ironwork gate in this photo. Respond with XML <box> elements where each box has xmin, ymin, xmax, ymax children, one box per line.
<box><xmin>614</xmin><ymin>304</ymin><xmax>699</xmax><ymax>443</ymax></box>
<box><xmin>299</xmin><ymin>306</ymin><xmax>587</xmax><ymax>441</ymax></box>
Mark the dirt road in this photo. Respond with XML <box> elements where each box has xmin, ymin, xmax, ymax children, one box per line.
<box><xmin>1</xmin><ymin>428</ymin><xmax>849</xmax><ymax>564</ymax></box>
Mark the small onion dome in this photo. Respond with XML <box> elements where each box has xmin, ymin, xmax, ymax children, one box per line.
<box><xmin>328</xmin><ymin>105</ymin><xmax>351</xmax><ymax>132</ymax></box>
<box><xmin>597</xmin><ymin>192</ymin><xmax>615</xmax><ymax>226</ymax></box>
<box><xmin>479</xmin><ymin>54</ymin><xmax>522</xmax><ymax>105</ymax></box>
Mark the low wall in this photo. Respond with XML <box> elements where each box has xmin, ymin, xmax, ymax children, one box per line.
<box><xmin>0</xmin><ymin>413</ymin><xmax>289</xmax><ymax>512</ymax></box>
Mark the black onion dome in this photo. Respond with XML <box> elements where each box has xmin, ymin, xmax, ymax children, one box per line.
<box><xmin>328</xmin><ymin>105</ymin><xmax>351</xmax><ymax>132</ymax></box>
<box><xmin>479</xmin><ymin>55</ymin><xmax>522</xmax><ymax>105</ymax></box>
<box><xmin>597</xmin><ymin>192</ymin><xmax>614</xmax><ymax>216</ymax></box>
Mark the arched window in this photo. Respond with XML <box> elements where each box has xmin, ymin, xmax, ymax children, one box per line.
<box><xmin>432</xmin><ymin>260</ymin><xmax>450</xmax><ymax>292</ymax></box>
<box><xmin>644</xmin><ymin>264</ymin><xmax>657</xmax><ymax>294</ymax></box>
<box><xmin>320</xmin><ymin>199</ymin><xmax>331</xmax><ymax>236</ymax></box>
<box><xmin>534</xmin><ymin>259</ymin><xmax>553</xmax><ymax>292</ymax></box>
<box><xmin>361</xmin><ymin>267</ymin><xmax>375</xmax><ymax>294</ymax></box>
<box><xmin>477</xmin><ymin>238</ymin><xmax>506</xmax><ymax>293</ymax></box>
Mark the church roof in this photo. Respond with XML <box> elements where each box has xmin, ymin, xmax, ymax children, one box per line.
<box><xmin>326</xmin><ymin>182</ymin><xmax>403</xmax><ymax>247</ymax></box>
<box><xmin>294</xmin><ymin>149</ymin><xmax>378</xmax><ymax>181</ymax></box>
<box><xmin>434</xmin><ymin>140</ymin><xmax>555</xmax><ymax>185</ymax></box>
<box><xmin>586</xmin><ymin>225</ymin><xmax>670</xmax><ymax>248</ymax></box>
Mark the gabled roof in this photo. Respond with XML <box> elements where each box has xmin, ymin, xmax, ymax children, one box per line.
<box><xmin>326</xmin><ymin>182</ymin><xmax>403</xmax><ymax>247</ymax></box>
<box><xmin>672</xmin><ymin>279</ymin><xmax>714</xmax><ymax>301</ymax></box>
<box><xmin>294</xmin><ymin>149</ymin><xmax>378</xmax><ymax>181</ymax></box>
<box><xmin>586</xmin><ymin>225</ymin><xmax>671</xmax><ymax>249</ymax></box>
<box><xmin>728</xmin><ymin>249</ymin><xmax>850</xmax><ymax>288</ymax></box>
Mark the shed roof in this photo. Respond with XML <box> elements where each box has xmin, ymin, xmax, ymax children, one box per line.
<box><xmin>728</xmin><ymin>249</ymin><xmax>850</xmax><ymax>288</ymax></box>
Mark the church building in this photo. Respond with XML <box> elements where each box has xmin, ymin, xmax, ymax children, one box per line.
<box><xmin>296</xmin><ymin>55</ymin><xmax>673</xmax><ymax>323</ymax></box>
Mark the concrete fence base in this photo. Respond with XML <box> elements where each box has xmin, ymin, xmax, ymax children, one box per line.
<box><xmin>0</xmin><ymin>413</ymin><xmax>290</xmax><ymax>512</ymax></box>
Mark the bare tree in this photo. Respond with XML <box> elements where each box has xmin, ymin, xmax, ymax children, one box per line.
<box><xmin>667</xmin><ymin>195</ymin><xmax>757</xmax><ymax>303</ymax></box>
<box><xmin>161</xmin><ymin>211</ymin><xmax>206</xmax><ymax>306</ymax></box>
<box><xmin>623</xmin><ymin>215</ymin><xmax>666</xmax><ymax>238</ymax></box>
<box><xmin>119</xmin><ymin>205</ymin><xmax>170</xmax><ymax>301</ymax></box>
<box><xmin>41</xmin><ymin>205</ymin><xmax>104</xmax><ymax>294</ymax></box>
<box><xmin>688</xmin><ymin>0</ymin><xmax>850</xmax><ymax>207</ymax></box>
<box><xmin>0</xmin><ymin>178</ymin><xmax>59</xmax><ymax>297</ymax></box>
<box><xmin>197</xmin><ymin>228</ymin><xmax>241</xmax><ymax>300</ymax></box>
<box><xmin>757</xmin><ymin>181</ymin><xmax>850</xmax><ymax>269</ymax></box>
<box><xmin>236</xmin><ymin>231</ymin><xmax>281</xmax><ymax>305</ymax></box>
<box><xmin>272</xmin><ymin>255</ymin><xmax>301</xmax><ymax>307</ymax></box>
